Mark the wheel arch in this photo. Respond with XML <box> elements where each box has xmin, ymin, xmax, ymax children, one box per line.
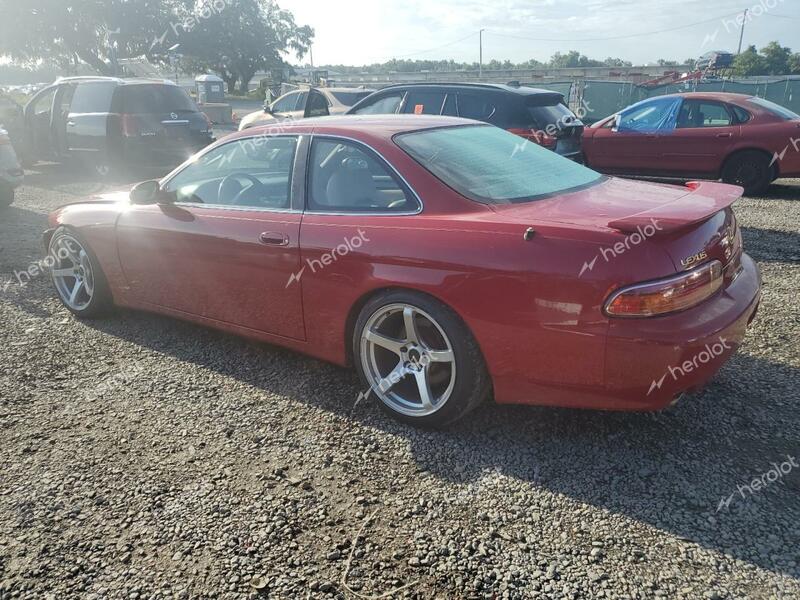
<box><xmin>343</xmin><ymin>285</ymin><xmax>486</xmax><ymax>369</ymax></box>
<box><xmin>720</xmin><ymin>147</ymin><xmax>779</xmax><ymax>179</ymax></box>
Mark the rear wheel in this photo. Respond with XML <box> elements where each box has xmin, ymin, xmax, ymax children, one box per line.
<box><xmin>721</xmin><ymin>151</ymin><xmax>773</xmax><ymax>196</ymax></box>
<box><xmin>49</xmin><ymin>227</ymin><xmax>113</xmax><ymax>318</ymax></box>
<box><xmin>0</xmin><ymin>183</ymin><xmax>13</xmax><ymax>208</ymax></box>
<box><xmin>353</xmin><ymin>290</ymin><xmax>490</xmax><ymax>428</ymax></box>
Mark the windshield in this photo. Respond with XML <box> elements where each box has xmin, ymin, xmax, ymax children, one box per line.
<box><xmin>747</xmin><ymin>97</ymin><xmax>800</xmax><ymax>121</ymax></box>
<box><xmin>395</xmin><ymin>125</ymin><xmax>603</xmax><ymax>204</ymax></box>
<box><xmin>330</xmin><ymin>91</ymin><xmax>373</xmax><ymax>106</ymax></box>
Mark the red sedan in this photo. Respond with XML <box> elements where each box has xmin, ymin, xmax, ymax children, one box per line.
<box><xmin>44</xmin><ymin>116</ymin><xmax>761</xmax><ymax>427</ymax></box>
<box><xmin>583</xmin><ymin>92</ymin><xmax>800</xmax><ymax>195</ymax></box>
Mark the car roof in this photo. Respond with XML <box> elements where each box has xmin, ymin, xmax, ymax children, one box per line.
<box><xmin>232</xmin><ymin>114</ymin><xmax>479</xmax><ymax>140</ymax></box>
<box><xmin>374</xmin><ymin>82</ymin><xmax>563</xmax><ymax>97</ymax></box>
<box><xmin>54</xmin><ymin>76</ymin><xmax>178</xmax><ymax>87</ymax></box>
<box><xmin>649</xmin><ymin>91</ymin><xmax>754</xmax><ymax>103</ymax></box>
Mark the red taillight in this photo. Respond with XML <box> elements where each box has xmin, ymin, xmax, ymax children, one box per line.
<box><xmin>120</xmin><ymin>114</ymin><xmax>138</xmax><ymax>137</ymax></box>
<box><xmin>604</xmin><ymin>261</ymin><xmax>723</xmax><ymax>317</ymax></box>
<box><xmin>507</xmin><ymin>128</ymin><xmax>558</xmax><ymax>149</ymax></box>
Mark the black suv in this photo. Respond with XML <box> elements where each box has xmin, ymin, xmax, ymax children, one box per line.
<box><xmin>347</xmin><ymin>83</ymin><xmax>584</xmax><ymax>160</ymax></box>
<box><xmin>21</xmin><ymin>77</ymin><xmax>215</xmax><ymax>175</ymax></box>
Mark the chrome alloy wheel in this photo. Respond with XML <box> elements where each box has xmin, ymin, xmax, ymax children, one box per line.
<box><xmin>360</xmin><ymin>303</ymin><xmax>457</xmax><ymax>417</ymax></box>
<box><xmin>51</xmin><ymin>234</ymin><xmax>95</xmax><ymax>311</ymax></box>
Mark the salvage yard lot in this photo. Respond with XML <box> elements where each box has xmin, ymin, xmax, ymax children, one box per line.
<box><xmin>1</xmin><ymin>164</ymin><xmax>799</xmax><ymax>599</ymax></box>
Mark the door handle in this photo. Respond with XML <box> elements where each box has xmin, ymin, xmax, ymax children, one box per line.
<box><xmin>67</xmin><ymin>121</ymin><xmax>76</xmax><ymax>127</ymax></box>
<box><xmin>716</xmin><ymin>132</ymin><xmax>732</xmax><ymax>138</ymax></box>
<box><xmin>259</xmin><ymin>232</ymin><xmax>289</xmax><ymax>246</ymax></box>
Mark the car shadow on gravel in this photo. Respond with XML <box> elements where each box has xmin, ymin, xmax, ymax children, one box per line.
<box><xmin>80</xmin><ymin>310</ymin><xmax>800</xmax><ymax>582</ymax></box>
<box><xmin>21</xmin><ymin>162</ymin><xmax>170</xmax><ymax>195</ymax></box>
<box><xmin>741</xmin><ymin>226</ymin><xmax>800</xmax><ymax>262</ymax></box>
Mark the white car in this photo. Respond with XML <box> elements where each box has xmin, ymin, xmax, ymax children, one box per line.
<box><xmin>238</xmin><ymin>87</ymin><xmax>374</xmax><ymax>130</ymax></box>
<box><xmin>0</xmin><ymin>128</ymin><xmax>23</xmax><ymax>208</ymax></box>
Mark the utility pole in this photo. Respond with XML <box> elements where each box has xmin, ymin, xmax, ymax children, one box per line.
<box><xmin>310</xmin><ymin>46</ymin><xmax>314</xmax><ymax>69</ymax></box>
<box><xmin>737</xmin><ymin>8</ymin><xmax>748</xmax><ymax>54</ymax></box>
<box><xmin>479</xmin><ymin>29</ymin><xmax>485</xmax><ymax>79</ymax></box>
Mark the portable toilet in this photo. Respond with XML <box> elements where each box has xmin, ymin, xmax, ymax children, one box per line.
<box><xmin>195</xmin><ymin>74</ymin><xmax>225</xmax><ymax>104</ymax></box>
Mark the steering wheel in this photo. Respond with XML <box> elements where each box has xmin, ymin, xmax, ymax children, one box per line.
<box><xmin>218</xmin><ymin>173</ymin><xmax>269</xmax><ymax>206</ymax></box>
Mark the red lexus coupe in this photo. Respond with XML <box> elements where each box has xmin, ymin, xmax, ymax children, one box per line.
<box><xmin>44</xmin><ymin>116</ymin><xmax>761</xmax><ymax>427</ymax></box>
<box><xmin>583</xmin><ymin>92</ymin><xmax>800</xmax><ymax>196</ymax></box>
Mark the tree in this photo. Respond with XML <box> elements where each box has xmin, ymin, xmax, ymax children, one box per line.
<box><xmin>791</xmin><ymin>53</ymin><xmax>800</xmax><ymax>74</ymax></box>
<box><xmin>172</xmin><ymin>0</ymin><xmax>312</xmax><ymax>94</ymax></box>
<box><xmin>760</xmin><ymin>41</ymin><xmax>792</xmax><ymax>75</ymax></box>
<box><xmin>732</xmin><ymin>45</ymin><xmax>767</xmax><ymax>76</ymax></box>
<box><xmin>0</xmin><ymin>0</ymin><xmax>171</xmax><ymax>75</ymax></box>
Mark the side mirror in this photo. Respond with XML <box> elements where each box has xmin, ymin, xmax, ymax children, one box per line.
<box><xmin>130</xmin><ymin>180</ymin><xmax>174</xmax><ymax>205</ymax></box>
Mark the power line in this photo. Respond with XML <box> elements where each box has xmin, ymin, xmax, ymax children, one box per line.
<box><xmin>485</xmin><ymin>12</ymin><xmax>743</xmax><ymax>43</ymax></box>
<box><xmin>370</xmin><ymin>32</ymin><xmax>478</xmax><ymax>63</ymax></box>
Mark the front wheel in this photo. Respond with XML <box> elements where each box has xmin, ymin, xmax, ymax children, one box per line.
<box><xmin>353</xmin><ymin>290</ymin><xmax>490</xmax><ymax>428</ymax></box>
<box><xmin>721</xmin><ymin>151</ymin><xmax>773</xmax><ymax>196</ymax></box>
<box><xmin>49</xmin><ymin>227</ymin><xmax>113</xmax><ymax>318</ymax></box>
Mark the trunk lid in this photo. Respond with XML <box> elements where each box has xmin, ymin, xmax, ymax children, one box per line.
<box><xmin>491</xmin><ymin>177</ymin><xmax>742</xmax><ymax>234</ymax></box>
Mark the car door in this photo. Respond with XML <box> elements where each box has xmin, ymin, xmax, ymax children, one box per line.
<box><xmin>64</xmin><ymin>81</ymin><xmax>117</xmax><ymax>156</ymax></box>
<box><xmin>23</xmin><ymin>85</ymin><xmax>58</xmax><ymax>161</ymax></box>
<box><xmin>656</xmin><ymin>99</ymin><xmax>741</xmax><ymax>176</ymax></box>
<box><xmin>586</xmin><ymin>97</ymin><xmax>680</xmax><ymax>174</ymax></box>
<box><xmin>297</xmin><ymin>134</ymin><xmax>423</xmax><ymax>347</ymax></box>
<box><xmin>116</xmin><ymin>134</ymin><xmax>307</xmax><ymax>340</ymax></box>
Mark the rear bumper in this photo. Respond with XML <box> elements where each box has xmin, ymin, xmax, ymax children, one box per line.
<box><xmin>493</xmin><ymin>253</ymin><xmax>761</xmax><ymax>410</ymax></box>
<box><xmin>120</xmin><ymin>136</ymin><xmax>214</xmax><ymax>167</ymax></box>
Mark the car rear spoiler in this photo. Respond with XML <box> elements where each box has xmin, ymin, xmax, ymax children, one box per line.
<box><xmin>607</xmin><ymin>181</ymin><xmax>743</xmax><ymax>234</ymax></box>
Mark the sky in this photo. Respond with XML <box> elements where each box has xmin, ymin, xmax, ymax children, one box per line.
<box><xmin>278</xmin><ymin>0</ymin><xmax>800</xmax><ymax>66</ymax></box>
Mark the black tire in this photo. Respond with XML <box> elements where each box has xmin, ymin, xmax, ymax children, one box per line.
<box><xmin>721</xmin><ymin>151</ymin><xmax>773</xmax><ymax>196</ymax></box>
<box><xmin>353</xmin><ymin>290</ymin><xmax>491</xmax><ymax>428</ymax></box>
<box><xmin>48</xmin><ymin>226</ymin><xmax>114</xmax><ymax>318</ymax></box>
<box><xmin>0</xmin><ymin>183</ymin><xmax>13</xmax><ymax>208</ymax></box>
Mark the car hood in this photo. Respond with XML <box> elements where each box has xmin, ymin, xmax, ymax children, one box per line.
<box><xmin>491</xmin><ymin>177</ymin><xmax>742</xmax><ymax>233</ymax></box>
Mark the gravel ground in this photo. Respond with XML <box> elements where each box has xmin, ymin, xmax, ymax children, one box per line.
<box><xmin>0</xmin><ymin>163</ymin><xmax>798</xmax><ymax>600</ymax></box>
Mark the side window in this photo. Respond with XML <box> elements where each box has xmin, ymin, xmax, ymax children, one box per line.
<box><xmin>617</xmin><ymin>97</ymin><xmax>681</xmax><ymax>132</ymax></box>
<box><xmin>306</xmin><ymin>90</ymin><xmax>329</xmax><ymax>117</ymax></box>
<box><xmin>677</xmin><ymin>101</ymin><xmax>733</xmax><ymax>128</ymax></box>
<box><xmin>272</xmin><ymin>92</ymin><xmax>299</xmax><ymax>113</ymax></box>
<box><xmin>441</xmin><ymin>94</ymin><xmax>458</xmax><ymax>117</ymax></box>
<box><xmin>731</xmin><ymin>105</ymin><xmax>751</xmax><ymax>124</ymax></box>
<box><xmin>401</xmin><ymin>91</ymin><xmax>446</xmax><ymax>115</ymax></box>
<box><xmin>352</xmin><ymin>93</ymin><xmax>404</xmax><ymax>115</ymax></box>
<box><xmin>457</xmin><ymin>94</ymin><xmax>496</xmax><ymax>121</ymax></box>
<box><xmin>30</xmin><ymin>87</ymin><xmax>57</xmax><ymax>117</ymax></box>
<box><xmin>294</xmin><ymin>92</ymin><xmax>308</xmax><ymax>110</ymax></box>
<box><xmin>308</xmin><ymin>138</ymin><xmax>419</xmax><ymax>213</ymax></box>
<box><xmin>164</xmin><ymin>136</ymin><xmax>298</xmax><ymax>209</ymax></box>
<box><xmin>69</xmin><ymin>83</ymin><xmax>116</xmax><ymax>114</ymax></box>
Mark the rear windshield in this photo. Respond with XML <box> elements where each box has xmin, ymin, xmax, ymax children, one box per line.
<box><xmin>746</xmin><ymin>97</ymin><xmax>800</xmax><ymax>121</ymax></box>
<box><xmin>395</xmin><ymin>125</ymin><xmax>602</xmax><ymax>204</ymax></box>
<box><xmin>117</xmin><ymin>85</ymin><xmax>197</xmax><ymax>114</ymax></box>
<box><xmin>527</xmin><ymin>103</ymin><xmax>578</xmax><ymax>129</ymax></box>
<box><xmin>330</xmin><ymin>91</ymin><xmax>373</xmax><ymax>106</ymax></box>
